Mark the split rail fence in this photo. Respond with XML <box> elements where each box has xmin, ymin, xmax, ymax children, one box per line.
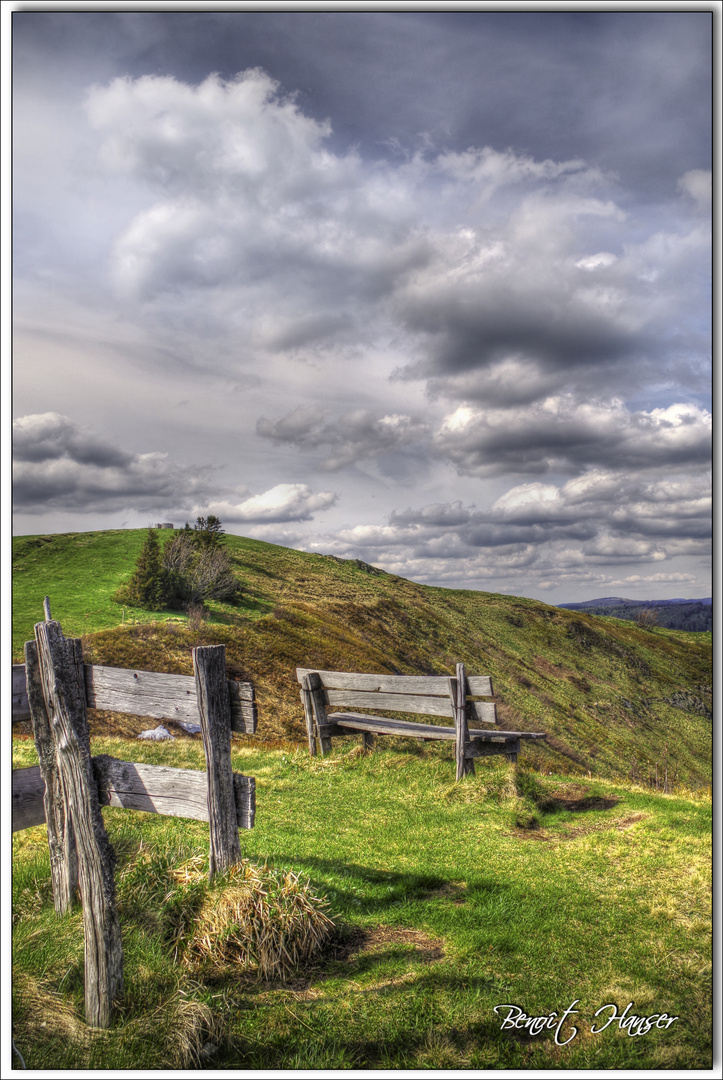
<box><xmin>12</xmin><ymin>610</ymin><xmax>257</xmax><ymax>1029</ymax></box>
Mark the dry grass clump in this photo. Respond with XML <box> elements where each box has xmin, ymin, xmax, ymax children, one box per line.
<box><xmin>13</xmin><ymin>971</ymin><xmax>90</xmax><ymax>1049</ymax></box>
<box><xmin>117</xmin><ymin>992</ymin><xmax>221</xmax><ymax>1069</ymax></box>
<box><xmin>12</xmin><ymin>970</ymin><xmax>221</xmax><ymax>1069</ymax></box>
<box><xmin>171</xmin><ymin>857</ymin><xmax>334</xmax><ymax>981</ymax></box>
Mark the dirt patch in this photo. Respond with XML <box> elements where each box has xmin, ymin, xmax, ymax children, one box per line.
<box><xmin>338</xmin><ymin>926</ymin><xmax>445</xmax><ymax>964</ymax></box>
<box><xmin>511</xmin><ymin>828</ymin><xmax>553</xmax><ymax>842</ymax></box>
<box><xmin>551</xmin><ymin>794</ymin><xmax>620</xmax><ymax>812</ymax></box>
<box><xmin>532</xmin><ymin>656</ymin><xmax>565</xmax><ymax>679</ymax></box>
<box><xmin>512</xmin><ymin>811</ymin><xmax>647</xmax><ymax>843</ymax></box>
<box><xmin>545</xmin><ymin>783</ymin><xmax>620</xmax><ymax>812</ymax></box>
<box><xmin>425</xmin><ymin>881</ymin><xmax>467</xmax><ymax>905</ymax></box>
<box><xmin>565</xmin><ymin>812</ymin><xmax>647</xmax><ymax>838</ymax></box>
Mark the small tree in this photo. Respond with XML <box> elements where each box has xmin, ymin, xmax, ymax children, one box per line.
<box><xmin>114</xmin><ymin>528</ymin><xmax>169</xmax><ymax>611</ymax></box>
<box><xmin>193</xmin><ymin>515</ymin><xmax>225</xmax><ymax>549</ymax></box>
<box><xmin>635</xmin><ymin>607</ymin><xmax>659</xmax><ymax>631</ymax></box>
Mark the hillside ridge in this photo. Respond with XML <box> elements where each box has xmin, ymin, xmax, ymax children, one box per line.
<box><xmin>12</xmin><ymin>528</ymin><xmax>712</xmax><ymax>789</ymax></box>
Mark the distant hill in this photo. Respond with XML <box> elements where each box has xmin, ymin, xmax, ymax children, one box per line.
<box><xmin>558</xmin><ymin>597</ymin><xmax>712</xmax><ymax>633</ymax></box>
<box><xmin>12</xmin><ymin>528</ymin><xmax>713</xmax><ymax>788</ymax></box>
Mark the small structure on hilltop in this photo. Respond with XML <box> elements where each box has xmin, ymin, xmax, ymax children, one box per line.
<box><xmin>154</xmin><ymin>522</ymin><xmax>174</xmax><ymax>529</ymax></box>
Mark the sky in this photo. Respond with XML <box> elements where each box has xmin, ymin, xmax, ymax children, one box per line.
<box><xmin>8</xmin><ymin>5</ymin><xmax>714</xmax><ymax>604</ymax></box>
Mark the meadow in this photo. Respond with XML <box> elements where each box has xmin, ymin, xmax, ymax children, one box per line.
<box><xmin>11</xmin><ymin>528</ymin><xmax>713</xmax><ymax>1069</ymax></box>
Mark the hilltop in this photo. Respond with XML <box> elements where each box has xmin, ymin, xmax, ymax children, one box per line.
<box><xmin>12</xmin><ymin>528</ymin><xmax>712</xmax><ymax>788</ymax></box>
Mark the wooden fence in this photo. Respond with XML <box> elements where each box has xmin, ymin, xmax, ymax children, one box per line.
<box><xmin>12</xmin><ymin>613</ymin><xmax>257</xmax><ymax>1029</ymax></box>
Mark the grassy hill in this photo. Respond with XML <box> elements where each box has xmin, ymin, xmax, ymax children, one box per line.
<box><xmin>12</xmin><ymin>528</ymin><xmax>712</xmax><ymax>788</ymax></box>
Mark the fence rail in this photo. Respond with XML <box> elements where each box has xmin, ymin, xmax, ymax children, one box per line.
<box><xmin>12</xmin><ymin>758</ymin><xmax>255</xmax><ymax>833</ymax></box>
<box><xmin>13</xmin><ymin>662</ymin><xmax>257</xmax><ymax>733</ymax></box>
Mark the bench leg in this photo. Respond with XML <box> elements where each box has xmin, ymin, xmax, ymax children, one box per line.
<box><xmin>362</xmin><ymin>731</ymin><xmax>375</xmax><ymax>752</ymax></box>
<box><xmin>319</xmin><ymin>735</ymin><xmax>333</xmax><ymax>756</ymax></box>
<box><xmin>457</xmin><ymin>754</ymin><xmax>475</xmax><ymax>780</ymax></box>
<box><xmin>505</xmin><ymin>751</ymin><xmax>518</xmax><ymax>764</ymax></box>
<box><xmin>301</xmin><ymin>679</ymin><xmax>317</xmax><ymax>757</ymax></box>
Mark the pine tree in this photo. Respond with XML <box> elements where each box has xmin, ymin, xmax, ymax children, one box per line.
<box><xmin>114</xmin><ymin>528</ymin><xmax>168</xmax><ymax>610</ymax></box>
<box><xmin>193</xmin><ymin>515</ymin><xmax>225</xmax><ymax>548</ymax></box>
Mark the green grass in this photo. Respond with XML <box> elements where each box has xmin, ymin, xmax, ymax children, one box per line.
<box><xmin>12</xmin><ymin>529</ymin><xmax>276</xmax><ymax>653</ymax></box>
<box><xmin>12</xmin><ymin>735</ymin><xmax>712</xmax><ymax>1070</ymax></box>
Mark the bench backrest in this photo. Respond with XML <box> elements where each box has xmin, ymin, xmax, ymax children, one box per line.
<box><xmin>296</xmin><ymin>668</ymin><xmax>496</xmax><ymax>724</ymax></box>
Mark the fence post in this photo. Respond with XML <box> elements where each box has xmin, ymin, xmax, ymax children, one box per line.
<box><xmin>193</xmin><ymin>644</ymin><xmax>242</xmax><ymax>880</ymax></box>
<box><xmin>25</xmin><ymin>639</ymin><xmax>78</xmax><ymax>913</ymax></box>
<box><xmin>33</xmin><ymin>619</ymin><xmax>123</xmax><ymax>1028</ymax></box>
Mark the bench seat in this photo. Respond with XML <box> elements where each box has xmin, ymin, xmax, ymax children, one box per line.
<box><xmin>298</xmin><ymin>664</ymin><xmax>547</xmax><ymax>780</ymax></box>
<box><xmin>324</xmin><ymin>712</ymin><xmax>545</xmax><ymax>743</ymax></box>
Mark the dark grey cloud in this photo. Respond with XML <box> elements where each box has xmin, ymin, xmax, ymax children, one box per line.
<box><xmin>13</xmin><ymin>413</ymin><xmax>214</xmax><ymax>513</ymax></box>
<box><xmin>257</xmin><ymin>404</ymin><xmax>430</xmax><ymax>470</ymax></box>
<box><xmin>79</xmin><ymin>66</ymin><xmax>709</xmax><ymax>435</ymax></box>
<box><xmin>432</xmin><ymin>400</ymin><xmax>711</xmax><ymax>479</ymax></box>
<box><xmin>14</xmin><ymin>412</ymin><xmax>131</xmax><ymax>467</ymax></box>
<box><xmin>318</xmin><ymin>468</ymin><xmax>711</xmax><ymax>591</ymax></box>
<box><xmin>15</xmin><ymin>10</ymin><xmax>709</xmax><ymax>198</ymax></box>
<box><xmin>12</xmin><ymin>414</ymin><xmax>339</xmax><ymax>526</ymax></box>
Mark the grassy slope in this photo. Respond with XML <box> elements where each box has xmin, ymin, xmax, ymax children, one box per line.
<box><xmin>12</xmin><ymin>528</ymin><xmax>712</xmax><ymax>787</ymax></box>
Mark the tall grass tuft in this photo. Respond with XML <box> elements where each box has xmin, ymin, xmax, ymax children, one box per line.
<box><xmin>169</xmin><ymin>857</ymin><xmax>335</xmax><ymax>980</ymax></box>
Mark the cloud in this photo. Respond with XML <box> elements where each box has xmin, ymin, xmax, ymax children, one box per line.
<box><xmin>81</xmin><ymin>68</ymin><xmax>709</xmax><ymax>418</ymax></box>
<box><xmin>391</xmin><ymin>203</ymin><xmax>709</xmax><ymax>407</ymax></box>
<box><xmin>256</xmin><ymin>406</ymin><xmax>430</xmax><ymax>469</ymax></box>
<box><xmin>201</xmin><ymin>483</ymin><xmax>338</xmax><ymax>523</ymax></box>
<box><xmin>677</xmin><ymin>168</ymin><xmax>711</xmax><ymax>207</ymax></box>
<box><xmin>13</xmin><ymin>415</ymin><xmax>339</xmax><ymax>532</ymax></box>
<box><xmin>13</xmin><ymin>413</ymin><xmax>213</xmax><ymax>513</ymax></box>
<box><xmin>432</xmin><ymin>398</ymin><xmax>711</xmax><ymax>478</ymax></box>
<box><xmin>11</xmin><ymin>37</ymin><xmax>711</xmax><ymax>602</ymax></box>
<box><xmin>308</xmin><ymin>459</ymin><xmax>711</xmax><ymax>591</ymax></box>
<box><xmin>14</xmin><ymin>412</ymin><xmax>132</xmax><ymax>467</ymax></box>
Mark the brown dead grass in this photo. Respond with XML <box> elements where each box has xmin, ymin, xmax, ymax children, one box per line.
<box><xmin>172</xmin><ymin>858</ymin><xmax>335</xmax><ymax>981</ymax></box>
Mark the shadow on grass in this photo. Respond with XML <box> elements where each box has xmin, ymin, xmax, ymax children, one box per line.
<box><xmin>250</xmin><ymin>851</ymin><xmax>513</xmax><ymax>911</ymax></box>
<box><xmin>205</xmin><ymin>971</ymin><xmax>608</xmax><ymax>1072</ymax></box>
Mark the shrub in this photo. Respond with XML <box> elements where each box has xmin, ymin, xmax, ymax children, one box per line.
<box><xmin>162</xmin><ymin>533</ymin><xmax>240</xmax><ymax>608</ymax></box>
<box><xmin>635</xmin><ymin>607</ymin><xmax>659</xmax><ymax>631</ymax></box>
<box><xmin>116</xmin><ymin>520</ymin><xmax>240</xmax><ymax>613</ymax></box>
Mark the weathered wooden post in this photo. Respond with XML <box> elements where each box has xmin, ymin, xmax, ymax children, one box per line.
<box><xmin>25</xmin><ymin>639</ymin><xmax>78</xmax><ymax>913</ymax></box>
<box><xmin>193</xmin><ymin>644</ymin><xmax>242</xmax><ymax>879</ymax></box>
<box><xmin>31</xmin><ymin>619</ymin><xmax>123</xmax><ymax>1028</ymax></box>
<box><xmin>452</xmin><ymin>662</ymin><xmax>474</xmax><ymax>781</ymax></box>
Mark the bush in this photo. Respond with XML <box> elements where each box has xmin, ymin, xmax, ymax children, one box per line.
<box><xmin>171</xmin><ymin>858</ymin><xmax>335</xmax><ymax>980</ymax></box>
<box><xmin>162</xmin><ymin>533</ymin><xmax>240</xmax><ymax>608</ymax></box>
<box><xmin>115</xmin><ymin>519</ymin><xmax>240</xmax><ymax>613</ymax></box>
<box><xmin>635</xmin><ymin>607</ymin><xmax>659</xmax><ymax>630</ymax></box>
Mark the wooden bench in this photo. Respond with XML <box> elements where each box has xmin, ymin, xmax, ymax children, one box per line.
<box><xmin>297</xmin><ymin>663</ymin><xmax>546</xmax><ymax>780</ymax></box>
